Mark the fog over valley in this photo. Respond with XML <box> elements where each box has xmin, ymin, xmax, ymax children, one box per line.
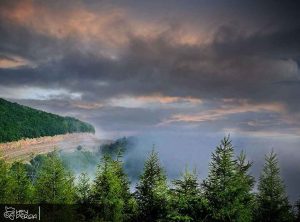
<box><xmin>1</xmin><ymin>0</ymin><xmax>300</xmax><ymax>206</ymax></box>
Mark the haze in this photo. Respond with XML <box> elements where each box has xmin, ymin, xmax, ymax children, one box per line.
<box><xmin>0</xmin><ymin>0</ymin><xmax>299</xmax><ymax>201</ymax></box>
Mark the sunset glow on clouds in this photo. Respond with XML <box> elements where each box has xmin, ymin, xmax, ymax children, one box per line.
<box><xmin>164</xmin><ymin>101</ymin><xmax>286</xmax><ymax>124</ymax></box>
<box><xmin>108</xmin><ymin>95</ymin><xmax>202</xmax><ymax>109</ymax></box>
<box><xmin>0</xmin><ymin>0</ymin><xmax>299</xmax><ymax>136</ymax></box>
<box><xmin>0</xmin><ymin>55</ymin><xmax>34</xmax><ymax>69</ymax></box>
<box><xmin>1</xmin><ymin>0</ymin><xmax>300</xmax><ymax>199</ymax></box>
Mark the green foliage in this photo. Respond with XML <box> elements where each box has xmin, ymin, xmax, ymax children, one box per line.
<box><xmin>92</xmin><ymin>154</ymin><xmax>135</xmax><ymax>222</ymax></box>
<box><xmin>76</xmin><ymin>172</ymin><xmax>92</xmax><ymax>204</ymax></box>
<box><xmin>100</xmin><ymin>137</ymin><xmax>143</xmax><ymax>182</ymax></box>
<box><xmin>25</xmin><ymin>154</ymin><xmax>48</xmax><ymax>182</ymax></box>
<box><xmin>34</xmin><ymin>151</ymin><xmax>76</xmax><ymax>204</ymax></box>
<box><xmin>202</xmin><ymin>136</ymin><xmax>254</xmax><ymax>222</ymax></box>
<box><xmin>0</xmin><ymin>136</ymin><xmax>298</xmax><ymax>222</ymax></box>
<box><xmin>135</xmin><ymin>148</ymin><xmax>169</xmax><ymax>222</ymax></box>
<box><xmin>7</xmin><ymin>162</ymin><xmax>34</xmax><ymax>203</ymax></box>
<box><xmin>235</xmin><ymin>151</ymin><xmax>256</xmax><ymax>221</ymax></box>
<box><xmin>99</xmin><ymin>137</ymin><xmax>129</xmax><ymax>158</ymax></box>
<box><xmin>0</xmin><ymin>156</ymin><xmax>10</xmax><ymax>203</ymax></box>
<box><xmin>168</xmin><ymin>168</ymin><xmax>208</xmax><ymax>222</ymax></box>
<box><xmin>60</xmin><ymin>149</ymin><xmax>99</xmax><ymax>175</ymax></box>
<box><xmin>256</xmin><ymin>151</ymin><xmax>293</xmax><ymax>222</ymax></box>
<box><xmin>0</xmin><ymin>98</ymin><xmax>95</xmax><ymax>142</ymax></box>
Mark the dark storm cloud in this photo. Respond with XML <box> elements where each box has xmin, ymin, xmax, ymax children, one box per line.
<box><xmin>0</xmin><ymin>18</ymin><xmax>63</xmax><ymax>62</ymax></box>
<box><xmin>11</xmin><ymin>98</ymin><xmax>170</xmax><ymax>132</ymax></box>
<box><xmin>0</xmin><ymin>0</ymin><xmax>299</xmax><ymax>140</ymax></box>
<box><xmin>1</xmin><ymin>0</ymin><xmax>300</xmax><ymax>200</ymax></box>
<box><xmin>1</xmin><ymin>32</ymin><xmax>299</xmax><ymax>122</ymax></box>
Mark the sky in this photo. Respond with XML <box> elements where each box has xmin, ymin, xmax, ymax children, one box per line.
<box><xmin>0</xmin><ymin>0</ymin><xmax>300</xmax><ymax>200</ymax></box>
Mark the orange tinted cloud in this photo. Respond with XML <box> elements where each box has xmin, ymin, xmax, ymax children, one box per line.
<box><xmin>2</xmin><ymin>0</ymin><xmax>206</xmax><ymax>50</ymax></box>
<box><xmin>2</xmin><ymin>0</ymin><xmax>127</xmax><ymax>46</ymax></box>
<box><xmin>0</xmin><ymin>56</ymin><xmax>33</xmax><ymax>69</ymax></box>
<box><xmin>108</xmin><ymin>94</ymin><xmax>202</xmax><ymax>108</ymax></box>
<box><xmin>163</xmin><ymin>101</ymin><xmax>286</xmax><ymax>124</ymax></box>
<box><xmin>137</xmin><ymin>94</ymin><xmax>202</xmax><ymax>104</ymax></box>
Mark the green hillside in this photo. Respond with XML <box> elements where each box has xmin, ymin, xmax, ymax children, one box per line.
<box><xmin>0</xmin><ymin>98</ymin><xmax>95</xmax><ymax>143</ymax></box>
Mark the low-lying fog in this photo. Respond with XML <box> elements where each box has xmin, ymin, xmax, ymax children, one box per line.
<box><xmin>59</xmin><ymin>132</ymin><xmax>300</xmax><ymax>203</ymax></box>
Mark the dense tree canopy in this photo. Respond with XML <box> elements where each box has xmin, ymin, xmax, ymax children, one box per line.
<box><xmin>0</xmin><ymin>98</ymin><xmax>95</xmax><ymax>142</ymax></box>
<box><xmin>8</xmin><ymin>162</ymin><xmax>34</xmax><ymax>203</ymax></box>
<box><xmin>0</xmin><ymin>136</ymin><xmax>298</xmax><ymax>222</ymax></box>
<box><xmin>0</xmin><ymin>156</ymin><xmax>10</xmax><ymax>204</ymax></box>
<box><xmin>34</xmin><ymin>151</ymin><xmax>76</xmax><ymax>204</ymax></box>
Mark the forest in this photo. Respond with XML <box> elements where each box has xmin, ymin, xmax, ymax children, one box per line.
<box><xmin>0</xmin><ymin>136</ymin><xmax>299</xmax><ymax>222</ymax></box>
<box><xmin>0</xmin><ymin>98</ymin><xmax>95</xmax><ymax>142</ymax></box>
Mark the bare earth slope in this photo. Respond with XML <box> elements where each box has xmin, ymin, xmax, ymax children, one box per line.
<box><xmin>0</xmin><ymin>133</ymin><xmax>106</xmax><ymax>162</ymax></box>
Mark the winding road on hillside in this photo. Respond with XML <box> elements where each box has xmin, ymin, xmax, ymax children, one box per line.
<box><xmin>0</xmin><ymin>133</ymin><xmax>108</xmax><ymax>161</ymax></box>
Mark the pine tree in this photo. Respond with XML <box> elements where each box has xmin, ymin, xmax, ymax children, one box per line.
<box><xmin>256</xmin><ymin>151</ymin><xmax>293</xmax><ymax>222</ymax></box>
<box><xmin>8</xmin><ymin>162</ymin><xmax>34</xmax><ymax>203</ymax></box>
<box><xmin>76</xmin><ymin>172</ymin><xmax>91</xmax><ymax>204</ymax></box>
<box><xmin>168</xmin><ymin>168</ymin><xmax>208</xmax><ymax>222</ymax></box>
<box><xmin>75</xmin><ymin>172</ymin><xmax>94</xmax><ymax>222</ymax></box>
<box><xmin>234</xmin><ymin>151</ymin><xmax>255</xmax><ymax>221</ymax></box>
<box><xmin>34</xmin><ymin>151</ymin><xmax>76</xmax><ymax>204</ymax></box>
<box><xmin>27</xmin><ymin>154</ymin><xmax>48</xmax><ymax>182</ymax></box>
<box><xmin>202</xmin><ymin>136</ymin><xmax>254</xmax><ymax>222</ymax></box>
<box><xmin>135</xmin><ymin>148</ymin><xmax>169</xmax><ymax>222</ymax></box>
<box><xmin>92</xmin><ymin>154</ymin><xmax>134</xmax><ymax>222</ymax></box>
<box><xmin>115</xmin><ymin>151</ymin><xmax>138</xmax><ymax>222</ymax></box>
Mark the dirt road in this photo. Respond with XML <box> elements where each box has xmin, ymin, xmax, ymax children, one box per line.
<box><xmin>0</xmin><ymin>133</ymin><xmax>106</xmax><ymax>162</ymax></box>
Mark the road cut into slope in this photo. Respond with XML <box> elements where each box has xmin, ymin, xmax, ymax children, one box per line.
<box><xmin>0</xmin><ymin>133</ymin><xmax>108</xmax><ymax>161</ymax></box>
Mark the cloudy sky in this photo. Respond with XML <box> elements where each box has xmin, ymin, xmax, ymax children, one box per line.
<box><xmin>0</xmin><ymin>0</ymin><xmax>300</xmax><ymax>200</ymax></box>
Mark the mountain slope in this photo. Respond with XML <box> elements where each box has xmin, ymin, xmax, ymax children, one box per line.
<box><xmin>0</xmin><ymin>98</ymin><xmax>95</xmax><ymax>142</ymax></box>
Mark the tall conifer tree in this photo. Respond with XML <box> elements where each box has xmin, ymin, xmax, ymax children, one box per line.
<box><xmin>92</xmin><ymin>154</ymin><xmax>134</xmax><ymax>222</ymax></box>
<box><xmin>256</xmin><ymin>151</ymin><xmax>293</xmax><ymax>222</ymax></box>
<box><xmin>76</xmin><ymin>172</ymin><xmax>91</xmax><ymax>204</ymax></box>
<box><xmin>202</xmin><ymin>136</ymin><xmax>254</xmax><ymax>222</ymax></box>
<box><xmin>135</xmin><ymin>148</ymin><xmax>169</xmax><ymax>222</ymax></box>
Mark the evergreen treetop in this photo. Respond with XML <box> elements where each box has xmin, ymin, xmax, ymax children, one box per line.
<box><xmin>135</xmin><ymin>148</ymin><xmax>169</xmax><ymax>222</ymax></box>
<box><xmin>203</xmin><ymin>136</ymin><xmax>254</xmax><ymax>222</ymax></box>
<box><xmin>256</xmin><ymin>150</ymin><xmax>293</xmax><ymax>222</ymax></box>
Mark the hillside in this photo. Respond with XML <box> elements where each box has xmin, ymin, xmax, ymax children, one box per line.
<box><xmin>0</xmin><ymin>98</ymin><xmax>95</xmax><ymax>142</ymax></box>
<box><xmin>0</xmin><ymin>133</ymin><xmax>106</xmax><ymax>161</ymax></box>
